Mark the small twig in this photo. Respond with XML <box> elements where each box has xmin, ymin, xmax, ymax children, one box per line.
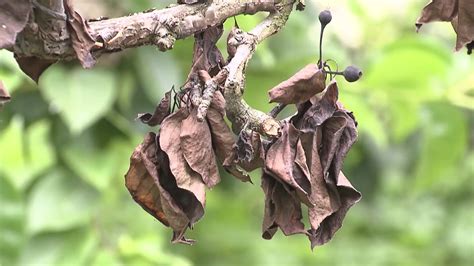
<box><xmin>269</xmin><ymin>103</ymin><xmax>287</xmax><ymax>118</ymax></box>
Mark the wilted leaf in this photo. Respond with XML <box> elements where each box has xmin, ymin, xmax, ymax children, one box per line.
<box><xmin>261</xmin><ymin>173</ymin><xmax>307</xmax><ymax>239</ymax></box>
<box><xmin>0</xmin><ymin>0</ymin><xmax>31</xmax><ymax>49</ymax></box>
<box><xmin>14</xmin><ymin>56</ymin><xmax>57</xmax><ymax>83</ymax></box>
<box><xmin>265</xmin><ymin>122</ymin><xmax>312</xmax><ymax>206</ymax></box>
<box><xmin>159</xmin><ymin>108</ymin><xmax>206</xmax><ymax>225</ymax></box>
<box><xmin>64</xmin><ymin>0</ymin><xmax>97</xmax><ymax>68</ymax></box>
<box><xmin>261</xmin><ymin>80</ymin><xmax>361</xmax><ymax>249</ymax></box>
<box><xmin>137</xmin><ymin>90</ymin><xmax>172</xmax><ymax>126</ymax></box>
<box><xmin>180</xmin><ymin>109</ymin><xmax>220</xmax><ymax>188</ymax></box>
<box><xmin>416</xmin><ymin>0</ymin><xmax>474</xmax><ymax>53</ymax></box>
<box><xmin>188</xmin><ymin>25</ymin><xmax>225</xmax><ymax>79</ymax></box>
<box><xmin>268</xmin><ymin>64</ymin><xmax>326</xmax><ymax>104</ymax></box>
<box><xmin>125</xmin><ymin>133</ymin><xmax>188</xmax><ymax>237</ymax></box>
<box><xmin>206</xmin><ymin>91</ymin><xmax>252</xmax><ymax>182</ymax></box>
<box><xmin>232</xmin><ymin>130</ymin><xmax>265</xmax><ymax>173</ymax></box>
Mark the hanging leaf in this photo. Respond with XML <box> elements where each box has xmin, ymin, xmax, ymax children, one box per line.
<box><xmin>261</xmin><ymin>80</ymin><xmax>361</xmax><ymax>249</ymax></box>
<box><xmin>64</xmin><ymin>0</ymin><xmax>97</xmax><ymax>68</ymax></box>
<box><xmin>159</xmin><ymin>109</ymin><xmax>206</xmax><ymax>225</ymax></box>
<box><xmin>416</xmin><ymin>0</ymin><xmax>474</xmax><ymax>53</ymax></box>
<box><xmin>14</xmin><ymin>56</ymin><xmax>57</xmax><ymax>83</ymax></box>
<box><xmin>268</xmin><ymin>64</ymin><xmax>326</xmax><ymax>104</ymax></box>
<box><xmin>180</xmin><ymin>109</ymin><xmax>220</xmax><ymax>188</ymax></box>
<box><xmin>137</xmin><ymin>89</ymin><xmax>172</xmax><ymax>126</ymax></box>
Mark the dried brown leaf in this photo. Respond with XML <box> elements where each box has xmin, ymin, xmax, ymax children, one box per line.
<box><xmin>137</xmin><ymin>90</ymin><xmax>172</xmax><ymax>126</ymax></box>
<box><xmin>160</xmin><ymin>108</ymin><xmax>206</xmax><ymax>225</ymax></box>
<box><xmin>180</xmin><ymin>108</ymin><xmax>220</xmax><ymax>188</ymax></box>
<box><xmin>0</xmin><ymin>0</ymin><xmax>31</xmax><ymax>49</ymax></box>
<box><xmin>452</xmin><ymin>0</ymin><xmax>474</xmax><ymax>51</ymax></box>
<box><xmin>205</xmin><ymin>91</ymin><xmax>252</xmax><ymax>182</ymax></box>
<box><xmin>265</xmin><ymin>123</ymin><xmax>312</xmax><ymax>206</ymax></box>
<box><xmin>188</xmin><ymin>25</ymin><xmax>225</xmax><ymax>79</ymax></box>
<box><xmin>416</xmin><ymin>0</ymin><xmax>474</xmax><ymax>52</ymax></box>
<box><xmin>308</xmin><ymin>172</ymin><xmax>361</xmax><ymax>248</ymax></box>
<box><xmin>261</xmin><ymin>173</ymin><xmax>307</xmax><ymax>240</ymax></box>
<box><xmin>268</xmin><ymin>64</ymin><xmax>326</xmax><ymax>104</ymax></box>
<box><xmin>14</xmin><ymin>56</ymin><xmax>57</xmax><ymax>83</ymax></box>
<box><xmin>125</xmin><ymin>133</ymin><xmax>191</xmax><ymax>242</ymax></box>
<box><xmin>64</xmin><ymin>0</ymin><xmax>97</xmax><ymax>68</ymax></box>
<box><xmin>299</xmin><ymin>80</ymin><xmax>339</xmax><ymax>131</ymax></box>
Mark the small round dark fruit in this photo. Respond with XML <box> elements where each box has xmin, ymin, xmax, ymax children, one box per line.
<box><xmin>343</xmin><ymin>65</ymin><xmax>362</xmax><ymax>82</ymax></box>
<box><xmin>319</xmin><ymin>10</ymin><xmax>332</xmax><ymax>26</ymax></box>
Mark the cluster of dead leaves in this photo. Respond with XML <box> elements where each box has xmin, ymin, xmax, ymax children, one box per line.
<box><xmin>0</xmin><ymin>0</ymin><xmax>97</xmax><ymax>94</ymax></box>
<box><xmin>126</xmin><ymin>24</ymin><xmax>361</xmax><ymax>247</ymax></box>
<box><xmin>263</xmin><ymin>79</ymin><xmax>361</xmax><ymax>248</ymax></box>
<box><xmin>416</xmin><ymin>0</ymin><xmax>474</xmax><ymax>54</ymax></box>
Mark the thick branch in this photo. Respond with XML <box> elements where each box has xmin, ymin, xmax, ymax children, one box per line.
<box><xmin>13</xmin><ymin>0</ymin><xmax>280</xmax><ymax>60</ymax></box>
<box><xmin>223</xmin><ymin>0</ymin><xmax>295</xmax><ymax>137</ymax></box>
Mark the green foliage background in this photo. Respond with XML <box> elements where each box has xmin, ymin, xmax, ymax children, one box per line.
<box><xmin>1</xmin><ymin>0</ymin><xmax>473</xmax><ymax>265</ymax></box>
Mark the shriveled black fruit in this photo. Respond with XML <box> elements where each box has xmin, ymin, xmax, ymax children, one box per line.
<box><xmin>319</xmin><ymin>10</ymin><xmax>332</xmax><ymax>27</ymax></box>
<box><xmin>343</xmin><ymin>65</ymin><xmax>362</xmax><ymax>82</ymax></box>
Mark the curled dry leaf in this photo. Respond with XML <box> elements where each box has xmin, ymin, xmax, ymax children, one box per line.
<box><xmin>416</xmin><ymin>0</ymin><xmax>474</xmax><ymax>53</ymax></box>
<box><xmin>206</xmin><ymin>91</ymin><xmax>252</xmax><ymax>183</ymax></box>
<box><xmin>137</xmin><ymin>90</ymin><xmax>172</xmax><ymax>126</ymax></box>
<box><xmin>268</xmin><ymin>64</ymin><xmax>326</xmax><ymax>104</ymax></box>
<box><xmin>261</xmin><ymin>173</ymin><xmax>307</xmax><ymax>239</ymax></box>
<box><xmin>125</xmin><ymin>133</ymin><xmax>195</xmax><ymax>244</ymax></box>
<box><xmin>180</xmin><ymin>108</ymin><xmax>220</xmax><ymax>188</ymax></box>
<box><xmin>188</xmin><ymin>25</ymin><xmax>225</xmax><ymax>79</ymax></box>
<box><xmin>0</xmin><ymin>0</ymin><xmax>31</xmax><ymax>49</ymax></box>
<box><xmin>262</xmin><ymin>80</ymin><xmax>361</xmax><ymax>249</ymax></box>
<box><xmin>64</xmin><ymin>0</ymin><xmax>97</xmax><ymax>68</ymax></box>
<box><xmin>159</xmin><ymin>108</ymin><xmax>206</xmax><ymax>225</ymax></box>
<box><xmin>14</xmin><ymin>56</ymin><xmax>57</xmax><ymax>83</ymax></box>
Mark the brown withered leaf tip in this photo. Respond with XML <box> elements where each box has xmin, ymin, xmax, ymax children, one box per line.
<box><xmin>268</xmin><ymin>64</ymin><xmax>326</xmax><ymax>104</ymax></box>
<box><xmin>64</xmin><ymin>0</ymin><xmax>97</xmax><ymax>68</ymax></box>
<box><xmin>14</xmin><ymin>56</ymin><xmax>57</xmax><ymax>83</ymax></box>
<box><xmin>416</xmin><ymin>0</ymin><xmax>474</xmax><ymax>53</ymax></box>
<box><xmin>0</xmin><ymin>0</ymin><xmax>31</xmax><ymax>50</ymax></box>
<box><xmin>262</xmin><ymin>80</ymin><xmax>361</xmax><ymax>249</ymax></box>
<box><xmin>137</xmin><ymin>90</ymin><xmax>172</xmax><ymax>126</ymax></box>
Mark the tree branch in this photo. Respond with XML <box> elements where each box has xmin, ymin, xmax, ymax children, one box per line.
<box><xmin>223</xmin><ymin>0</ymin><xmax>295</xmax><ymax>137</ymax></box>
<box><xmin>13</xmin><ymin>0</ymin><xmax>281</xmax><ymax>60</ymax></box>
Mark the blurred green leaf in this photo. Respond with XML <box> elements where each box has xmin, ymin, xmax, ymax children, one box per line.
<box><xmin>0</xmin><ymin>117</ymin><xmax>55</xmax><ymax>189</ymax></box>
<box><xmin>40</xmin><ymin>67</ymin><xmax>116</xmax><ymax>134</ymax></box>
<box><xmin>91</xmin><ymin>250</ymin><xmax>122</xmax><ymax>266</ymax></box>
<box><xmin>415</xmin><ymin>103</ymin><xmax>467</xmax><ymax>187</ymax></box>
<box><xmin>26</xmin><ymin>170</ymin><xmax>99</xmax><ymax>234</ymax></box>
<box><xmin>340</xmin><ymin>92</ymin><xmax>388</xmax><ymax>146</ymax></box>
<box><xmin>62</xmin><ymin>135</ymin><xmax>132</xmax><ymax>191</ymax></box>
<box><xmin>19</xmin><ymin>228</ymin><xmax>97</xmax><ymax>266</ymax></box>
<box><xmin>135</xmin><ymin>47</ymin><xmax>182</xmax><ymax>104</ymax></box>
<box><xmin>118</xmin><ymin>234</ymin><xmax>192</xmax><ymax>266</ymax></box>
<box><xmin>0</xmin><ymin>51</ymin><xmax>24</xmax><ymax>92</ymax></box>
<box><xmin>0</xmin><ymin>176</ymin><xmax>25</xmax><ymax>265</ymax></box>
<box><xmin>364</xmin><ymin>38</ymin><xmax>451</xmax><ymax>102</ymax></box>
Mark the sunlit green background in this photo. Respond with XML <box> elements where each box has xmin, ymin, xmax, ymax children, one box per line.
<box><xmin>1</xmin><ymin>0</ymin><xmax>473</xmax><ymax>265</ymax></box>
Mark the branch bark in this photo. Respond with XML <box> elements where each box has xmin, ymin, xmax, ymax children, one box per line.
<box><xmin>13</xmin><ymin>0</ymin><xmax>282</xmax><ymax>60</ymax></box>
